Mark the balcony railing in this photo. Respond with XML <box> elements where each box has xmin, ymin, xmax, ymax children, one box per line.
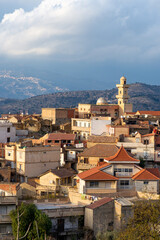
<box><xmin>77</xmin><ymin>163</ymin><xmax>96</xmax><ymax>170</ymax></box>
<box><xmin>0</xmin><ymin>215</ymin><xmax>12</xmax><ymax>223</ymax></box>
<box><xmin>115</xmin><ymin>172</ymin><xmax>133</xmax><ymax>177</ymax></box>
<box><xmin>0</xmin><ymin>196</ymin><xmax>17</xmax><ymax>204</ymax></box>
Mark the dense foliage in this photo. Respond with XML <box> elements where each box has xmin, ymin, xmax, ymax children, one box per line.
<box><xmin>116</xmin><ymin>200</ymin><xmax>160</xmax><ymax>240</ymax></box>
<box><xmin>10</xmin><ymin>203</ymin><xmax>52</xmax><ymax>240</ymax></box>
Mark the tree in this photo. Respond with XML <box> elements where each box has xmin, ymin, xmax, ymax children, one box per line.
<box><xmin>116</xmin><ymin>200</ymin><xmax>160</xmax><ymax>240</ymax></box>
<box><xmin>10</xmin><ymin>203</ymin><xmax>52</xmax><ymax>240</ymax></box>
<box><xmin>139</xmin><ymin>156</ymin><xmax>145</xmax><ymax>168</ymax></box>
<box><xmin>96</xmin><ymin>231</ymin><xmax>117</xmax><ymax>240</ymax></box>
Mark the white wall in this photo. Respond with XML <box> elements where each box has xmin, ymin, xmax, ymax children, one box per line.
<box><xmin>91</xmin><ymin>118</ymin><xmax>111</xmax><ymax>135</ymax></box>
<box><xmin>135</xmin><ymin>180</ymin><xmax>158</xmax><ymax>193</ymax></box>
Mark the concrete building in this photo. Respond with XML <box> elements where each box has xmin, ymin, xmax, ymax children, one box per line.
<box><xmin>36</xmin><ymin>202</ymin><xmax>84</xmax><ymax>239</ymax></box>
<box><xmin>78</xmin><ymin>144</ymin><xmax>119</xmax><ymax>173</ymax></box>
<box><xmin>5</xmin><ymin>144</ymin><xmax>60</xmax><ymax>179</ymax></box>
<box><xmin>85</xmin><ymin>197</ymin><xmax>114</xmax><ymax>236</ymax></box>
<box><xmin>0</xmin><ymin>121</ymin><xmax>16</xmax><ymax>143</ymax></box>
<box><xmin>71</xmin><ymin>118</ymin><xmax>91</xmax><ymax>140</ymax></box>
<box><xmin>44</xmin><ymin>133</ymin><xmax>76</xmax><ymax>147</ymax></box>
<box><xmin>78</xmin><ymin>146</ymin><xmax>160</xmax><ymax>196</ymax></box>
<box><xmin>91</xmin><ymin>117</ymin><xmax>111</xmax><ymax>136</ymax></box>
<box><xmin>41</xmin><ymin>108</ymin><xmax>75</xmax><ymax>125</ymax></box>
<box><xmin>117</xmin><ymin>132</ymin><xmax>160</xmax><ymax>166</ymax></box>
<box><xmin>85</xmin><ymin>197</ymin><xmax>133</xmax><ymax>237</ymax></box>
<box><xmin>0</xmin><ymin>184</ymin><xmax>18</xmax><ymax>239</ymax></box>
<box><xmin>87</xmin><ymin>135</ymin><xmax>118</xmax><ymax>148</ymax></box>
<box><xmin>78</xmin><ymin>101</ymin><xmax>119</xmax><ymax>119</ymax></box>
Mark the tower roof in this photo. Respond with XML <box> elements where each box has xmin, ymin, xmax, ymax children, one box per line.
<box><xmin>104</xmin><ymin>146</ymin><xmax>140</xmax><ymax>163</ymax></box>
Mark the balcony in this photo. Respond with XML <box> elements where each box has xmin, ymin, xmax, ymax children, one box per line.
<box><xmin>0</xmin><ymin>214</ymin><xmax>12</xmax><ymax>223</ymax></box>
<box><xmin>115</xmin><ymin>172</ymin><xmax>132</xmax><ymax>177</ymax></box>
<box><xmin>0</xmin><ymin>196</ymin><xmax>17</xmax><ymax>204</ymax></box>
<box><xmin>77</xmin><ymin>163</ymin><xmax>96</xmax><ymax>170</ymax></box>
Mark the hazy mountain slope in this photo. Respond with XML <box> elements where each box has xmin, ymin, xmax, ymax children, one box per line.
<box><xmin>0</xmin><ymin>71</ymin><xmax>68</xmax><ymax>99</ymax></box>
<box><xmin>0</xmin><ymin>82</ymin><xmax>159</xmax><ymax>114</ymax></box>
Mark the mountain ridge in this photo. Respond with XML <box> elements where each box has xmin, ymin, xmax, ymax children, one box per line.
<box><xmin>0</xmin><ymin>82</ymin><xmax>160</xmax><ymax>114</ymax></box>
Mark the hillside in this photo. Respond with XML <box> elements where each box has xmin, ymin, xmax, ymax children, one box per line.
<box><xmin>0</xmin><ymin>82</ymin><xmax>160</xmax><ymax>114</ymax></box>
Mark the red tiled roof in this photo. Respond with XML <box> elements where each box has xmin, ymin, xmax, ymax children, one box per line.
<box><xmin>132</xmin><ymin>169</ymin><xmax>160</xmax><ymax>180</ymax></box>
<box><xmin>146</xmin><ymin>168</ymin><xmax>160</xmax><ymax>178</ymax></box>
<box><xmin>141</xmin><ymin>133</ymin><xmax>155</xmax><ymax>137</ymax></box>
<box><xmin>86</xmin><ymin>197</ymin><xmax>113</xmax><ymax>209</ymax></box>
<box><xmin>78</xmin><ymin>144</ymin><xmax>119</xmax><ymax>157</ymax></box>
<box><xmin>83</xmin><ymin>171</ymin><xmax>118</xmax><ymax>181</ymax></box>
<box><xmin>136</xmin><ymin>111</ymin><xmax>160</xmax><ymax>116</ymax></box>
<box><xmin>87</xmin><ymin>136</ymin><xmax>117</xmax><ymax>143</ymax></box>
<box><xmin>105</xmin><ymin>146</ymin><xmax>139</xmax><ymax>163</ymax></box>
<box><xmin>47</xmin><ymin>133</ymin><xmax>76</xmax><ymax>141</ymax></box>
<box><xmin>78</xmin><ymin>164</ymin><xmax>118</xmax><ymax>181</ymax></box>
<box><xmin>125</xmin><ymin>112</ymin><xmax>136</xmax><ymax>115</ymax></box>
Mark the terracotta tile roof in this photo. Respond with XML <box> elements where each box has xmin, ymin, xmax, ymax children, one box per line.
<box><xmin>0</xmin><ymin>183</ymin><xmax>18</xmax><ymax>195</ymax></box>
<box><xmin>83</xmin><ymin>171</ymin><xmax>118</xmax><ymax>181</ymax></box>
<box><xmin>105</xmin><ymin>146</ymin><xmax>139</xmax><ymax>163</ymax></box>
<box><xmin>87</xmin><ymin>136</ymin><xmax>117</xmax><ymax>143</ymax></box>
<box><xmin>132</xmin><ymin>169</ymin><xmax>160</xmax><ymax>180</ymax></box>
<box><xmin>50</xmin><ymin>168</ymin><xmax>76</xmax><ymax>178</ymax></box>
<box><xmin>47</xmin><ymin>133</ymin><xmax>76</xmax><ymax>141</ymax></box>
<box><xmin>78</xmin><ymin>144</ymin><xmax>119</xmax><ymax>157</ymax></box>
<box><xmin>136</xmin><ymin>111</ymin><xmax>160</xmax><ymax>116</ymax></box>
<box><xmin>141</xmin><ymin>133</ymin><xmax>155</xmax><ymax>137</ymax></box>
<box><xmin>86</xmin><ymin>197</ymin><xmax>113</xmax><ymax>209</ymax></box>
<box><xmin>78</xmin><ymin>164</ymin><xmax>118</xmax><ymax>181</ymax></box>
<box><xmin>125</xmin><ymin>112</ymin><xmax>136</xmax><ymax>115</ymax></box>
<box><xmin>146</xmin><ymin>168</ymin><xmax>160</xmax><ymax>178</ymax></box>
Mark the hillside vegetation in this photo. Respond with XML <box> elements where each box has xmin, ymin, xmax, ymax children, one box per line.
<box><xmin>0</xmin><ymin>83</ymin><xmax>160</xmax><ymax>114</ymax></box>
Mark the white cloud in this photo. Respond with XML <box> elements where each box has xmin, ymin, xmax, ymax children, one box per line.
<box><xmin>0</xmin><ymin>0</ymin><xmax>160</xmax><ymax>62</ymax></box>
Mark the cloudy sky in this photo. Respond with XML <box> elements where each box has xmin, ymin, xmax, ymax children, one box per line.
<box><xmin>0</xmin><ymin>0</ymin><xmax>160</xmax><ymax>91</ymax></box>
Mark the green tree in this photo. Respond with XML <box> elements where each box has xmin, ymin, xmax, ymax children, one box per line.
<box><xmin>116</xmin><ymin>200</ymin><xmax>160</xmax><ymax>240</ymax></box>
<box><xmin>10</xmin><ymin>203</ymin><xmax>52</xmax><ymax>240</ymax></box>
<box><xmin>96</xmin><ymin>231</ymin><xmax>117</xmax><ymax>240</ymax></box>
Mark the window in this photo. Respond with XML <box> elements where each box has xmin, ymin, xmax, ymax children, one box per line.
<box><xmin>7</xmin><ymin>137</ymin><xmax>10</xmax><ymax>143</ymax></box>
<box><xmin>120</xmin><ymin>180</ymin><xmax>129</xmax><ymax>186</ymax></box>
<box><xmin>48</xmin><ymin>140</ymin><xmax>52</xmax><ymax>143</ymax></box>
<box><xmin>19</xmin><ymin>164</ymin><xmax>22</xmax><ymax>170</ymax></box>
<box><xmin>7</xmin><ymin>128</ymin><xmax>10</xmax><ymax>133</ymax></box>
<box><xmin>157</xmin><ymin>152</ymin><xmax>160</xmax><ymax>158</ymax></box>
<box><xmin>136</xmin><ymin>137</ymin><xmax>140</xmax><ymax>143</ymax></box>
<box><xmin>55</xmin><ymin>140</ymin><xmax>59</xmax><ymax>143</ymax></box>
<box><xmin>144</xmin><ymin>181</ymin><xmax>148</xmax><ymax>184</ymax></box>
<box><xmin>8</xmin><ymin>151</ymin><xmax>11</xmax><ymax>156</ymax></box>
<box><xmin>99</xmin><ymin>158</ymin><xmax>104</xmax><ymax>162</ymax></box>
<box><xmin>89</xmin><ymin>181</ymin><xmax>99</xmax><ymax>188</ymax></box>
<box><xmin>144</xmin><ymin>139</ymin><xmax>149</xmax><ymax>145</ymax></box>
<box><xmin>84</xmin><ymin>158</ymin><xmax>88</xmax><ymax>163</ymax></box>
<box><xmin>108</xmin><ymin>221</ymin><xmax>113</xmax><ymax>227</ymax></box>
